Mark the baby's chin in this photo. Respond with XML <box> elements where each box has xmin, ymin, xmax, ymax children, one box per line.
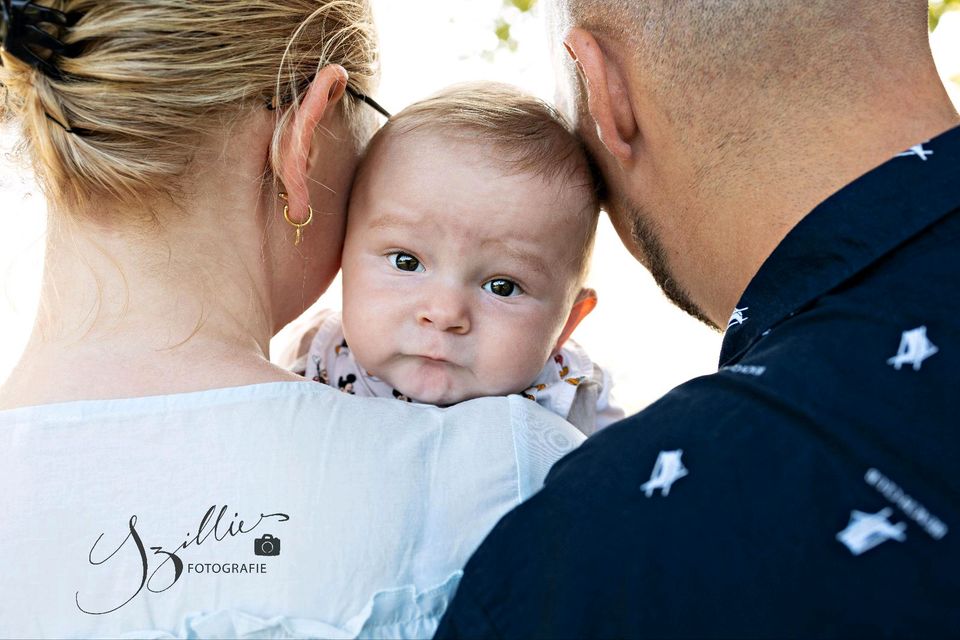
<box><xmin>374</xmin><ymin>355</ymin><xmax>536</xmax><ymax>407</ymax></box>
<box><xmin>382</xmin><ymin>362</ymin><xmax>505</xmax><ymax>407</ymax></box>
<box><xmin>392</xmin><ymin>375</ymin><xmax>530</xmax><ymax>407</ymax></box>
<box><xmin>393</xmin><ymin>377</ymin><xmax>476</xmax><ymax>407</ymax></box>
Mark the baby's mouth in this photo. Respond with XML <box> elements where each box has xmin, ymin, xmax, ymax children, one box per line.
<box><xmin>406</xmin><ymin>352</ymin><xmax>467</xmax><ymax>370</ymax></box>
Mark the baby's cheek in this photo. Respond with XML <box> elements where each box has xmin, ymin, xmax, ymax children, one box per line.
<box><xmin>478</xmin><ymin>326</ymin><xmax>554</xmax><ymax>395</ymax></box>
<box><xmin>341</xmin><ymin>297</ymin><xmax>381</xmax><ymax>369</ymax></box>
<box><xmin>342</xmin><ymin>312</ymin><xmax>379</xmax><ymax>369</ymax></box>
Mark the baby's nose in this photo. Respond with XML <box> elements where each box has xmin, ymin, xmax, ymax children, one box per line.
<box><xmin>418</xmin><ymin>293</ymin><xmax>471</xmax><ymax>335</ymax></box>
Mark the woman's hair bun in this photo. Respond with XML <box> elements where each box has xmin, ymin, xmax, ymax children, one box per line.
<box><xmin>1</xmin><ymin>0</ymin><xmax>73</xmax><ymax>81</ymax></box>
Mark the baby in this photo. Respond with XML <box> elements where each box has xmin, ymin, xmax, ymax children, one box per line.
<box><xmin>292</xmin><ymin>82</ymin><xmax>623</xmax><ymax>434</ymax></box>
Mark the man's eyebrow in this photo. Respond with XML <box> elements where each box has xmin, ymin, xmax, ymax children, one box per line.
<box><xmin>481</xmin><ymin>238</ymin><xmax>550</xmax><ymax>276</ymax></box>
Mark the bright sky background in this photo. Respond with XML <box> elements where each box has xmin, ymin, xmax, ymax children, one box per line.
<box><xmin>1</xmin><ymin>4</ymin><xmax>958</xmax><ymax>414</ymax></box>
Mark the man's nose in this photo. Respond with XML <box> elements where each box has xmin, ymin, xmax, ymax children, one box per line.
<box><xmin>418</xmin><ymin>290</ymin><xmax>471</xmax><ymax>335</ymax></box>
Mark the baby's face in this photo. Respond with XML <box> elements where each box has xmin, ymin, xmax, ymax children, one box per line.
<box><xmin>341</xmin><ymin>132</ymin><xmax>592</xmax><ymax>405</ymax></box>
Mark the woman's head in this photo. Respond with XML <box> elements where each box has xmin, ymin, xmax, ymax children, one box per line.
<box><xmin>1</xmin><ymin>0</ymin><xmax>380</xmax><ymax>334</ymax></box>
<box><xmin>1</xmin><ymin>0</ymin><xmax>378</xmax><ymax>211</ymax></box>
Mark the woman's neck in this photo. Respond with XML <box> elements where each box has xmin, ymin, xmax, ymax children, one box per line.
<box><xmin>0</xmin><ymin>200</ymin><xmax>297</xmax><ymax>410</ymax></box>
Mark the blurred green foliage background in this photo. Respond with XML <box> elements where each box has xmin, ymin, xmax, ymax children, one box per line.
<box><xmin>930</xmin><ymin>0</ymin><xmax>960</xmax><ymax>30</ymax></box>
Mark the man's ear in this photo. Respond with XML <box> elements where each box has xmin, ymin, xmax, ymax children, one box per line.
<box><xmin>564</xmin><ymin>28</ymin><xmax>637</xmax><ymax>163</ymax></box>
<box><xmin>277</xmin><ymin>64</ymin><xmax>349</xmax><ymax>223</ymax></box>
<box><xmin>554</xmin><ymin>287</ymin><xmax>598</xmax><ymax>352</ymax></box>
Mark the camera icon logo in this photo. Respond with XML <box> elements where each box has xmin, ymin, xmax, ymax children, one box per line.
<box><xmin>254</xmin><ymin>534</ymin><xmax>281</xmax><ymax>556</ymax></box>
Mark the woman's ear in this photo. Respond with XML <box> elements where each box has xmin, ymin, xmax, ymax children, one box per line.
<box><xmin>563</xmin><ymin>28</ymin><xmax>637</xmax><ymax>164</ymax></box>
<box><xmin>554</xmin><ymin>287</ymin><xmax>598</xmax><ymax>352</ymax></box>
<box><xmin>277</xmin><ymin>64</ymin><xmax>349</xmax><ymax>223</ymax></box>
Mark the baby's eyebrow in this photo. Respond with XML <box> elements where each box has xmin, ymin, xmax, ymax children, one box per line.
<box><xmin>365</xmin><ymin>214</ymin><xmax>552</xmax><ymax>277</ymax></box>
<box><xmin>481</xmin><ymin>238</ymin><xmax>550</xmax><ymax>277</ymax></box>
<box><xmin>366</xmin><ymin>213</ymin><xmax>414</xmax><ymax>231</ymax></box>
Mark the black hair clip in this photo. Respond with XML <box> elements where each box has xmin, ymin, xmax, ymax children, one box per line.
<box><xmin>1</xmin><ymin>0</ymin><xmax>70</xmax><ymax>80</ymax></box>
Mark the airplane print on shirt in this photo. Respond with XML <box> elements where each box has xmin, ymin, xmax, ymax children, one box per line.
<box><xmin>640</xmin><ymin>450</ymin><xmax>689</xmax><ymax>497</ymax></box>
<box><xmin>887</xmin><ymin>326</ymin><xmax>939</xmax><ymax>371</ymax></box>
<box><xmin>896</xmin><ymin>143</ymin><xmax>934</xmax><ymax>161</ymax></box>
<box><xmin>836</xmin><ymin>508</ymin><xmax>907</xmax><ymax>556</ymax></box>
<box><xmin>727</xmin><ymin>307</ymin><xmax>749</xmax><ymax>329</ymax></box>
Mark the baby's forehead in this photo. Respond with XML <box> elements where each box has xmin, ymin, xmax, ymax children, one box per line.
<box><xmin>355</xmin><ymin>129</ymin><xmax>595</xmax><ymax>231</ymax></box>
<box><xmin>360</xmin><ymin>127</ymin><xmax>501</xmax><ymax>173</ymax></box>
<box><xmin>364</xmin><ymin>127</ymin><xmax>591</xmax><ymax>195</ymax></box>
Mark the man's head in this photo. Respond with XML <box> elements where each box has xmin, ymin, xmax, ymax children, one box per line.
<box><xmin>340</xmin><ymin>82</ymin><xmax>601</xmax><ymax>405</ymax></box>
<box><xmin>550</xmin><ymin>0</ymin><xmax>955</xmax><ymax>329</ymax></box>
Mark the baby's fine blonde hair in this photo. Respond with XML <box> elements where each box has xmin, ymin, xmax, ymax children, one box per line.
<box><xmin>0</xmin><ymin>0</ymin><xmax>378</xmax><ymax>213</ymax></box>
<box><xmin>363</xmin><ymin>82</ymin><xmax>601</xmax><ymax>277</ymax></box>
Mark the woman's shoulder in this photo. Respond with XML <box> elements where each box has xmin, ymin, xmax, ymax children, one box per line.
<box><xmin>0</xmin><ymin>383</ymin><xmax>583</xmax><ymax>638</ymax></box>
<box><xmin>0</xmin><ymin>380</ymin><xmax>336</xmax><ymax>424</ymax></box>
<box><xmin>0</xmin><ymin>382</ymin><xmax>583</xmax><ymax>489</ymax></box>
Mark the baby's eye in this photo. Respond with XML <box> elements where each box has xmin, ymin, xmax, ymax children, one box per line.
<box><xmin>483</xmin><ymin>278</ymin><xmax>523</xmax><ymax>297</ymax></box>
<box><xmin>388</xmin><ymin>252</ymin><xmax>424</xmax><ymax>272</ymax></box>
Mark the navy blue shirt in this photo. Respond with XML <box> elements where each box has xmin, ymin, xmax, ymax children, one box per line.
<box><xmin>436</xmin><ymin>125</ymin><xmax>960</xmax><ymax>639</ymax></box>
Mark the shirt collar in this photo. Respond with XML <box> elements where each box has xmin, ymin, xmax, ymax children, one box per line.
<box><xmin>720</xmin><ymin>124</ymin><xmax>960</xmax><ymax>366</ymax></box>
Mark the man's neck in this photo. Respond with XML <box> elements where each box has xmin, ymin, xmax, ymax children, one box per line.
<box><xmin>683</xmin><ymin>78</ymin><xmax>959</xmax><ymax>327</ymax></box>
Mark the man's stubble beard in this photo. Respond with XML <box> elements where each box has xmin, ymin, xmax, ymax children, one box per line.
<box><xmin>620</xmin><ymin>195</ymin><xmax>721</xmax><ymax>331</ymax></box>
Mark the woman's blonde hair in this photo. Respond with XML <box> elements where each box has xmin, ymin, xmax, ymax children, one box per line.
<box><xmin>0</xmin><ymin>0</ymin><xmax>378</xmax><ymax>213</ymax></box>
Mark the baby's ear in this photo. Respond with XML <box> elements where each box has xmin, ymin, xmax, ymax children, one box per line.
<box><xmin>554</xmin><ymin>288</ymin><xmax>598</xmax><ymax>352</ymax></box>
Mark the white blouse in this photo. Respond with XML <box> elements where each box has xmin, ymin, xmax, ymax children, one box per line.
<box><xmin>0</xmin><ymin>381</ymin><xmax>583</xmax><ymax>638</ymax></box>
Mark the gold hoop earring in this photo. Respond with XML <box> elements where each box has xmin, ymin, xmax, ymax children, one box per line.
<box><xmin>278</xmin><ymin>192</ymin><xmax>314</xmax><ymax>246</ymax></box>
